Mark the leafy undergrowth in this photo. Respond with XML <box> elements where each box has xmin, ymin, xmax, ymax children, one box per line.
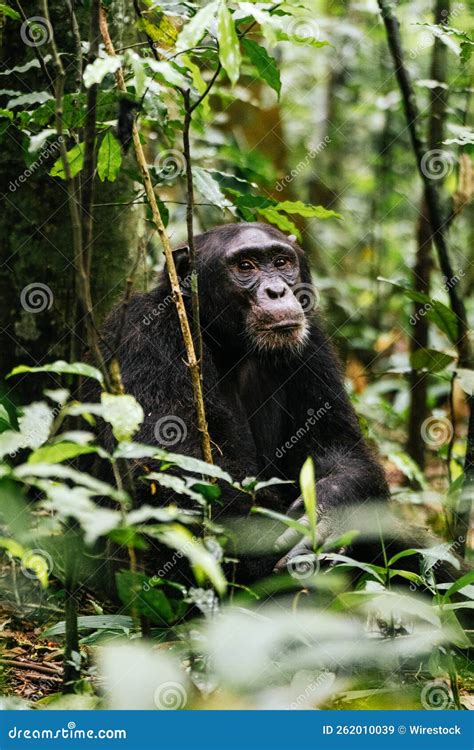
<box><xmin>0</xmin><ymin>362</ymin><xmax>473</xmax><ymax>710</ymax></box>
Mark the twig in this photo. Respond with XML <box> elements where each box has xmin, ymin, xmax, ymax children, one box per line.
<box><xmin>65</xmin><ymin>0</ymin><xmax>82</xmax><ymax>91</ymax></box>
<box><xmin>183</xmin><ymin>88</ymin><xmax>203</xmax><ymax>366</ymax></box>
<box><xmin>378</xmin><ymin>0</ymin><xmax>473</xmax><ymax>555</ymax></box>
<box><xmin>15</xmin><ymin>1</ymin><xmax>55</xmax><ymax>93</ymax></box>
<box><xmin>99</xmin><ymin>7</ymin><xmax>213</xmax><ymax>465</ymax></box>
<box><xmin>0</xmin><ymin>658</ymin><xmax>62</xmax><ymax>676</ymax></box>
<box><xmin>81</xmin><ymin>0</ymin><xmax>100</xmax><ymax>281</ymax></box>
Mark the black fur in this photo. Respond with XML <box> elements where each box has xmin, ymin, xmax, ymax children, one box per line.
<box><xmin>96</xmin><ymin>223</ymin><xmax>390</xmax><ymax>577</ymax></box>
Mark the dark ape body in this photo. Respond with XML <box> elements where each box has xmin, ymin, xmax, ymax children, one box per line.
<box><xmin>98</xmin><ymin>223</ymin><xmax>390</xmax><ymax>577</ymax></box>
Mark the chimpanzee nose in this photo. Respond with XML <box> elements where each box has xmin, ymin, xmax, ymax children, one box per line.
<box><xmin>265</xmin><ymin>283</ymin><xmax>287</xmax><ymax>300</ymax></box>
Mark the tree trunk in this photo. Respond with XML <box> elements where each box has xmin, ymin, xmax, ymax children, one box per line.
<box><xmin>0</xmin><ymin>1</ymin><xmax>140</xmax><ymax>402</ymax></box>
<box><xmin>407</xmin><ymin>0</ymin><xmax>449</xmax><ymax>469</ymax></box>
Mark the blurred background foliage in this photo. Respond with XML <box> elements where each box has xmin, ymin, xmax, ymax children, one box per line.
<box><xmin>0</xmin><ymin>0</ymin><xmax>473</xmax><ymax>710</ymax></box>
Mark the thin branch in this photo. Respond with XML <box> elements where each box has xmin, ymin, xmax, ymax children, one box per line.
<box><xmin>15</xmin><ymin>1</ymin><xmax>55</xmax><ymax>93</ymax></box>
<box><xmin>65</xmin><ymin>0</ymin><xmax>82</xmax><ymax>91</ymax></box>
<box><xmin>183</xmin><ymin>88</ymin><xmax>203</xmax><ymax>366</ymax></box>
<box><xmin>378</xmin><ymin>0</ymin><xmax>473</xmax><ymax>555</ymax></box>
<box><xmin>99</xmin><ymin>6</ymin><xmax>213</xmax><ymax>465</ymax></box>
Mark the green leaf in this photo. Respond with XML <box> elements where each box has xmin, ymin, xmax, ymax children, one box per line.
<box><xmin>43</xmin><ymin>615</ymin><xmax>134</xmax><ymax>637</ymax></box>
<box><xmin>410</xmin><ymin>348</ymin><xmax>454</xmax><ymax>374</ymax></box>
<box><xmin>176</xmin><ymin>1</ymin><xmax>218</xmax><ymax>52</ymax></box>
<box><xmin>7</xmin><ymin>91</ymin><xmax>53</xmax><ymax>109</ymax></box>
<box><xmin>0</xmin><ymin>4</ymin><xmax>21</xmax><ymax>21</ymax></box>
<box><xmin>257</xmin><ymin>207</ymin><xmax>300</xmax><ymax>238</ymax></box>
<box><xmin>116</xmin><ymin>570</ymin><xmax>178</xmax><ymax>624</ymax></box>
<box><xmin>378</xmin><ymin>278</ymin><xmax>459</xmax><ymax>343</ymax></box>
<box><xmin>50</xmin><ymin>143</ymin><xmax>85</xmax><ymax>180</ymax></box>
<box><xmin>299</xmin><ymin>457</ymin><xmax>317</xmax><ymax>550</ymax></box>
<box><xmin>455</xmin><ymin>368</ymin><xmax>474</xmax><ymax>397</ymax></box>
<box><xmin>251</xmin><ymin>506</ymin><xmax>310</xmax><ymax>538</ymax></box>
<box><xmin>241</xmin><ymin>38</ymin><xmax>281</xmax><ymax>97</ymax></box>
<box><xmin>97</xmin><ymin>131</ymin><xmax>122</xmax><ymax>182</ymax></box>
<box><xmin>193</xmin><ymin>166</ymin><xmax>232</xmax><ymax>209</ymax></box>
<box><xmin>101</xmin><ymin>393</ymin><xmax>144</xmax><ymax>442</ymax></box>
<box><xmin>387</xmin><ymin>548</ymin><xmax>420</xmax><ymax>567</ymax></box>
<box><xmin>443</xmin><ymin>570</ymin><xmax>474</xmax><ymax>601</ymax></box>
<box><xmin>83</xmin><ymin>56</ymin><xmax>121</xmax><ymax>88</ymax></box>
<box><xmin>7</xmin><ymin>360</ymin><xmax>103</xmax><ymax>383</ymax></box>
<box><xmin>217</xmin><ymin>0</ymin><xmax>241</xmax><ymax>87</ymax></box>
<box><xmin>154</xmin><ymin>524</ymin><xmax>227</xmax><ymax>594</ymax></box>
<box><xmin>28</xmin><ymin>442</ymin><xmax>97</xmax><ymax>465</ymax></box>
<box><xmin>144</xmin><ymin>472</ymin><xmax>206</xmax><ymax>504</ymax></box>
<box><xmin>274</xmin><ymin>200</ymin><xmax>341</xmax><ymax>220</ymax></box>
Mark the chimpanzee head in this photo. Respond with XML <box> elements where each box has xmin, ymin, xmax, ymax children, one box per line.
<box><xmin>174</xmin><ymin>222</ymin><xmax>314</xmax><ymax>355</ymax></box>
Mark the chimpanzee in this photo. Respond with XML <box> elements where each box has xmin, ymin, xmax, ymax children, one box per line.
<box><xmin>99</xmin><ymin>222</ymin><xmax>392</xmax><ymax>578</ymax></box>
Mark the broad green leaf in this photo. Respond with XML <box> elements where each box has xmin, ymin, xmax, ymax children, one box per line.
<box><xmin>193</xmin><ymin>166</ymin><xmax>232</xmax><ymax>209</ymax></box>
<box><xmin>0</xmin><ymin>58</ymin><xmax>44</xmax><ymax>75</ymax></box>
<box><xmin>15</xmin><ymin>463</ymin><xmax>125</xmax><ymax>502</ymax></box>
<box><xmin>28</xmin><ymin>442</ymin><xmax>97</xmax><ymax>465</ymax></box>
<box><xmin>387</xmin><ymin>450</ymin><xmax>428</xmax><ymax>488</ymax></box>
<box><xmin>7</xmin><ymin>360</ymin><xmax>103</xmax><ymax>383</ymax></box>
<box><xmin>410</xmin><ymin>348</ymin><xmax>454</xmax><ymax>373</ymax></box>
<box><xmin>0</xmin><ymin>5</ymin><xmax>21</xmax><ymax>21</ymax></box>
<box><xmin>443</xmin><ymin>570</ymin><xmax>474</xmax><ymax>601</ymax></box>
<box><xmin>217</xmin><ymin>0</ymin><xmax>241</xmax><ymax>87</ymax></box>
<box><xmin>176</xmin><ymin>1</ymin><xmax>218</xmax><ymax>52</ymax></box>
<box><xmin>44</xmin><ymin>614</ymin><xmax>134</xmax><ymax>637</ymax></box>
<box><xmin>83</xmin><ymin>56</ymin><xmax>121</xmax><ymax>88</ymax></box>
<box><xmin>378</xmin><ymin>278</ymin><xmax>459</xmax><ymax>343</ymax></box>
<box><xmin>0</xmin><ymin>536</ymin><xmax>25</xmax><ymax>559</ymax></box>
<box><xmin>116</xmin><ymin>570</ymin><xmax>178</xmax><ymax>624</ymax></box>
<box><xmin>144</xmin><ymin>472</ymin><xmax>205</xmax><ymax>504</ymax></box>
<box><xmin>274</xmin><ymin>200</ymin><xmax>341</xmax><ymax>220</ymax></box>
<box><xmin>97</xmin><ymin>131</ymin><xmax>122</xmax><ymax>182</ymax></box>
<box><xmin>146</xmin><ymin>59</ymin><xmax>190</xmax><ymax>88</ymax></box>
<box><xmin>0</xmin><ymin>539</ymin><xmax>49</xmax><ymax>588</ymax></box>
<box><xmin>155</xmin><ymin>524</ymin><xmax>227</xmax><ymax>594</ymax></box>
<box><xmin>242</xmin><ymin>38</ymin><xmax>281</xmax><ymax>97</ymax></box>
<box><xmin>257</xmin><ymin>207</ymin><xmax>300</xmax><ymax>238</ymax></box>
<box><xmin>251</xmin><ymin>506</ymin><xmax>310</xmax><ymax>538</ymax></box>
<box><xmin>50</xmin><ymin>143</ymin><xmax>85</xmax><ymax>180</ymax></box>
<box><xmin>7</xmin><ymin>91</ymin><xmax>53</xmax><ymax>109</ymax></box>
<box><xmin>299</xmin><ymin>457</ymin><xmax>317</xmax><ymax>550</ymax></box>
<box><xmin>101</xmin><ymin>393</ymin><xmax>144</xmax><ymax>443</ymax></box>
<box><xmin>136</xmin><ymin>15</ymin><xmax>177</xmax><ymax>47</ymax></box>
<box><xmin>387</xmin><ymin>548</ymin><xmax>420</xmax><ymax>567</ymax></box>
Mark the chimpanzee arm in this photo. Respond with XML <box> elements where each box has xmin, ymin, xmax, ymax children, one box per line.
<box><xmin>280</xmin><ymin>323</ymin><xmax>388</xmax><ymax>510</ymax></box>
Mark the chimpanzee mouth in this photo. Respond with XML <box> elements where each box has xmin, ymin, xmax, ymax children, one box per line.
<box><xmin>251</xmin><ymin>319</ymin><xmax>309</xmax><ymax>352</ymax></box>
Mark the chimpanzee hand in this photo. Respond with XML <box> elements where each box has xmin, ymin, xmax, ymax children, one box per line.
<box><xmin>273</xmin><ymin>497</ymin><xmax>332</xmax><ymax>574</ymax></box>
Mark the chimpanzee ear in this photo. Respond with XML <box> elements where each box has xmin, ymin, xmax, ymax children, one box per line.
<box><xmin>172</xmin><ymin>244</ymin><xmax>190</xmax><ymax>292</ymax></box>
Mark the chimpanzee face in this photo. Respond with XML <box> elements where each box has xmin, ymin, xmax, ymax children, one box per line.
<box><xmin>224</xmin><ymin>226</ymin><xmax>309</xmax><ymax>352</ymax></box>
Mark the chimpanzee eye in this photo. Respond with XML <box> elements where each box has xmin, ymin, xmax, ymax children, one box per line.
<box><xmin>238</xmin><ymin>260</ymin><xmax>254</xmax><ymax>271</ymax></box>
<box><xmin>274</xmin><ymin>257</ymin><xmax>288</xmax><ymax>268</ymax></box>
